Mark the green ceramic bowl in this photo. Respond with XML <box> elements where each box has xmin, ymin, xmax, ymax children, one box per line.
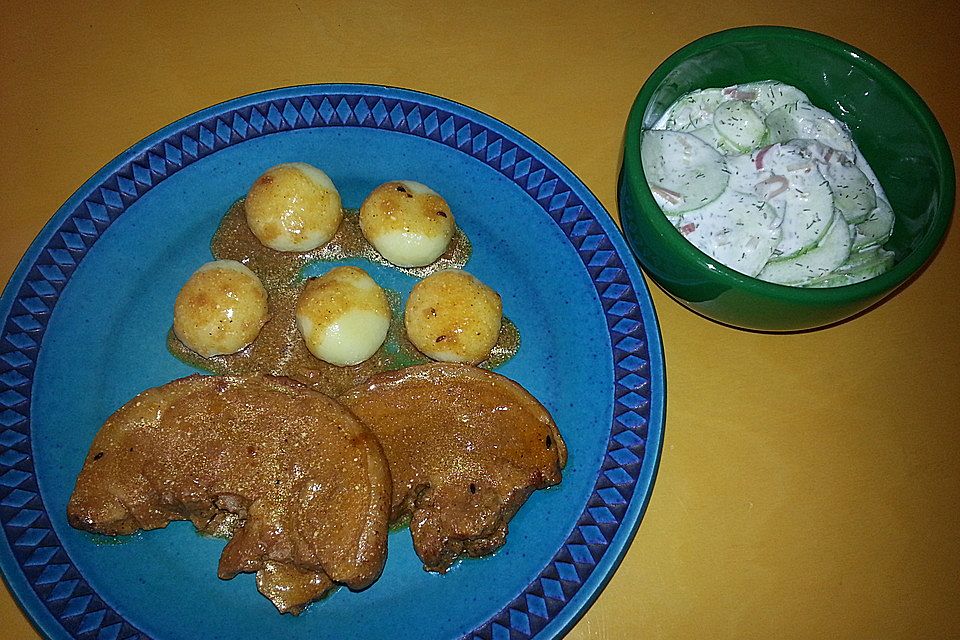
<box><xmin>619</xmin><ymin>26</ymin><xmax>955</xmax><ymax>331</ymax></box>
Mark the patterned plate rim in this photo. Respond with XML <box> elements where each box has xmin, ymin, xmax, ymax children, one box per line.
<box><xmin>0</xmin><ymin>84</ymin><xmax>666</xmax><ymax>640</ymax></box>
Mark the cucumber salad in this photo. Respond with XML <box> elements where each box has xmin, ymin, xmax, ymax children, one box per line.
<box><xmin>641</xmin><ymin>81</ymin><xmax>895</xmax><ymax>287</ymax></box>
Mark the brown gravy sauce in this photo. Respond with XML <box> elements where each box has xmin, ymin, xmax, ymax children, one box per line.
<box><xmin>168</xmin><ymin>200</ymin><xmax>519</xmax><ymax>397</ymax></box>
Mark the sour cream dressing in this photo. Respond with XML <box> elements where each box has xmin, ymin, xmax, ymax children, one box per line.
<box><xmin>642</xmin><ymin>81</ymin><xmax>895</xmax><ymax>287</ymax></box>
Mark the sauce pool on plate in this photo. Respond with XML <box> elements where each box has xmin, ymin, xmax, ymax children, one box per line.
<box><xmin>167</xmin><ymin>200</ymin><xmax>520</xmax><ymax>396</ymax></box>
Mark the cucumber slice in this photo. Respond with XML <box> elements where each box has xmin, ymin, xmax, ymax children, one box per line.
<box><xmin>836</xmin><ymin>246</ymin><xmax>896</xmax><ymax>273</ymax></box>
<box><xmin>808</xmin><ymin>247</ymin><xmax>895</xmax><ymax>287</ymax></box>
<box><xmin>750</xmin><ymin>143</ymin><xmax>835</xmax><ymax>259</ymax></box>
<box><xmin>690</xmin><ymin>125</ymin><xmax>741</xmax><ymax>156</ymax></box>
<box><xmin>852</xmin><ymin>198</ymin><xmax>895</xmax><ymax>250</ymax></box>
<box><xmin>851</xmin><ymin>140</ymin><xmax>887</xmax><ymax>200</ymax></box>
<box><xmin>641</xmin><ymin>130</ymin><xmax>729</xmax><ymax>214</ymax></box>
<box><xmin>776</xmin><ymin>140</ymin><xmax>879</xmax><ymax>225</ymax></box>
<box><xmin>740</xmin><ymin>81</ymin><xmax>812</xmax><ymax>115</ymax></box>
<box><xmin>773</xmin><ymin>190</ymin><xmax>834</xmax><ymax>260</ymax></box>
<box><xmin>674</xmin><ymin>190</ymin><xmax>782</xmax><ymax>277</ymax></box>
<box><xmin>655</xmin><ymin>88</ymin><xmax>725</xmax><ymax>131</ymax></box>
<box><xmin>757</xmin><ymin>214</ymin><xmax>852</xmax><ymax>285</ymax></box>
<box><xmin>784</xmin><ymin>139</ymin><xmax>852</xmax><ymax>164</ymax></box>
<box><xmin>822</xmin><ymin>159</ymin><xmax>876</xmax><ymax>224</ymax></box>
<box><xmin>765</xmin><ymin>101</ymin><xmax>855</xmax><ymax>155</ymax></box>
<box><xmin>714</xmin><ymin>100</ymin><xmax>767</xmax><ymax>152</ymax></box>
<box><xmin>725</xmin><ymin>152</ymin><xmax>765</xmax><ymax>193</ymax></box>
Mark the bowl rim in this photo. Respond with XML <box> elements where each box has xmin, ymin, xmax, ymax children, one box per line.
<box><xmin>622</xmin><ymin>25</ymin><xmax>955</xmax><ymax>303</ymax></box>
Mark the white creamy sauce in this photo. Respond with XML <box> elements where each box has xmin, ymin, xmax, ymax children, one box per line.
<box><xmin>643</xmin><ymin>81</ymin><xmax>895</xmax><ymax>286</ymax></box>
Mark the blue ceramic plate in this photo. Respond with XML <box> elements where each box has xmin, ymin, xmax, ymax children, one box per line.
<box><xmin>0</xmin><ymin>85</ymin><xmax>664</xmax><ymax>640</ymax></box>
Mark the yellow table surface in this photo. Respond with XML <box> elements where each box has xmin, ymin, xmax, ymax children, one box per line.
<box><xmin>2</xmin><ymin>2</ymin><xmax>958</xmax><ymax>638</ymax></box>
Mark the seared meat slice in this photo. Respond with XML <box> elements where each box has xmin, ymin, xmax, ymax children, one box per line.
<box><xmin>339</xmin><ymin>363</ymin><xmax>566</xmax><ymax>572</ymax></box>
<box><xmin>67</xmin><ymin>374</ymin><xmax>391</xmax><ymax>614</ymax></box>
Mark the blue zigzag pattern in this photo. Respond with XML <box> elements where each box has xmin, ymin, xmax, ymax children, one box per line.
<box><xmin>0</xmin><ymin>90</ymin><xmax>654</xmax><ymax>640</ymax></box>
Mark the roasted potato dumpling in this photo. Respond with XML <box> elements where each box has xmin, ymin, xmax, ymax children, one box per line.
<box><xmin>245</xmin><ymin>163</ymin><xmax>343</xmax><ymax>252</ymax></box>
<box><xmin>404</xmin><ymin>269</ymin><xmax>502</xmax><ymax>364</ymax></box>
<box><xmin>173</xmin><ymin>260</ymin><xmax>269</xmax><ymax>357</ymax></box>
<box><xmin>359</xmin><ymin>180</ymin><xmax>455</xmax><ymax>267</ymax></box>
